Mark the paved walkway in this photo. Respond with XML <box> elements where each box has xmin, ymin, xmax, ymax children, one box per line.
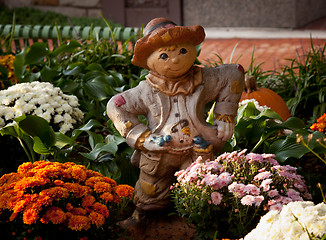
<box><xmin>198</xmin><ymin>17</ymin><xmax>326</xmax><ymax>72</ymax></box>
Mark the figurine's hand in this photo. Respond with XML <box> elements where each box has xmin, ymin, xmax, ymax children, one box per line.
<box><xmin>142</xmin><ymin>134</ymin><xmax>172</xmax><ymax>152</ymax></box>
<box><xmin>214</xmin><ymin>120</ymin><xmax>234</xmax><ymax>141</ymax></box>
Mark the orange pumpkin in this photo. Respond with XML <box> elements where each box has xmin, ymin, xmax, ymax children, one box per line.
<box><xmin>240</xmin><ymin>75</ymin><xmax>291</xmax><ymax>121</ymax></box>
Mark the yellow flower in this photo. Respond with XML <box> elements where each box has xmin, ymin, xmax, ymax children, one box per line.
<box><xmin>0</xmin><ymin>54</ymin><xmax>19</xmax><ymax>89</ymax></box>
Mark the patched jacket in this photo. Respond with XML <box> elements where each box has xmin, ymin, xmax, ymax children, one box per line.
<box><xmin>107</xmin><ymin>64</ymin><xmax>244</xmax><ymax>158</ymax></box>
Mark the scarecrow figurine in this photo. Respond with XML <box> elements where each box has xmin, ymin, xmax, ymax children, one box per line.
<box><xmin>107</xmin><ymin>17</ymin><xmax>245</xmax><ymax>220</ymax></box>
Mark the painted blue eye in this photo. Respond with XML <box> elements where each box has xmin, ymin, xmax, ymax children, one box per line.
<box><xmin>160</xmin><ymin>53</ymin><xmax>168</xmax><ymax>59</ymax></box>
<box><xmin>179</xmin><ymin>48</ymin><xmax>187</xmax><ymax>54</ymax></box>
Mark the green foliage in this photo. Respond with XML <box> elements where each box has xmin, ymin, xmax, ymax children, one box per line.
<box><xmin>0</xmin><ymin>114</ymin><xmax>138</xmax><ymax>186</ymax></box>
<box><xmin>1</xmin><ymin>19</ymin><xmax>141</xmax><ymax>185</ymax></box>
<box><xmin>0</xmin><ymin>115</ymin><xmax>56</xmax><ymax>162</ymax></box>
<box><xmin>219</xmin><ymin>101</ymin><xmax>306</xmax><ymax>154</ymax></box>
<box><xmin>13</xmin><ymin>36</ymin><xmax>144</xmax><ymax>123</ymax></box>
<box><xmin>257</xmin><ymin>40</ymin><xmax>326</xmax><ymax>123</ymax></box>
<box><xmin>0</xmin><ymin>6</ymin><xmax>120</xmax><ymax>28</ymax></box>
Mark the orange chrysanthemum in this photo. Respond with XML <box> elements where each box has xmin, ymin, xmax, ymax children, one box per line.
<box><xmin>17</xmin><ymin>162</ymin><xmax>34</xmax><ymax>174</ymax></box>
<box><xmin>88</xmin><ymin>211</ymin><xmax>105</xmax><ymax>228</ymax></box>
<box><xmin>66</xmin><ymin>165</ymin><xmax>87</xmax><ymax>182</ymax></box>
<box><xmin>64</xmin><ymin>183</ymin><xmax>90</xmax><ymax>198</ymax></box>
<box><xmin>82</xmin><ymin>195</ymin><xmax>96</xmax><ymax>208</ymax></box>
<box><xmin>39</xmin><ymin>187</ymin><xmax>69</xmax><ymax>199</ymax></box>
<box><xmin>70</xmin><ymin>207</ymin><xmax>87</xmax><ymax>216</ymax></box>
<box><xmin>68</xmin><ymin>215</ymin><xmax>91</xmax><ymax>231</ymax></box>
<box><xmin>85</xmin><ymin>177</ymin><xmax>103</xmax><ymax>188</ymax></box>
<box><xmin>311</xmin><ymin>113</ymin><xmax>326</xmax><ymax>133</ymax></box>
<box><xmin>102</xmin><ymin>177</ymin><xmax>117</xmax><ymax>187</ymax></box>
<box><xmin>114</xmin><ymin>185</ymin><xmax>134</xmax><ymax>199</ymax></box>
<box><xmin>100</xmin><ymin>192</ymin><xmax>114</xmax><ymax>203</ymax></box>
<box><xmin>86</xmin><ymin>169</ymin><xmax>103</xmax><ymax>178</ymax></box>
<box><xmin>0</xmin><ymin>160</ymin><xmax>134</xmax><ymax>234</ymax></box>
<box><xmin>43</xmin><ymin>206</ymin><xmax>66</xmax><ymax>224</ymax></box>
<box><xmin>93</xmin><ymin>182</ymin><xmax>112</xmax><ymax>193</ymax></box>
<box><xmin>9</xmin><ymin>212</ymin><xmax>19</xmax><ymax>221</ymax></box>
<box><xmin>23</xmin><ymin>207</ymin><xmax>40</xmax><ymax>224</ymax></box>
<box><xmin>92</xmin><ymin>202</ymin><xmax>109</xmax><ymax>218</ymax></box>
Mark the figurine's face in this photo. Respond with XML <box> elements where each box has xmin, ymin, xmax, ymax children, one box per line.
<box><xmin>147</xmin><ymin>43</ymin><xmax>197</xmax><ymax>78</ymax></box>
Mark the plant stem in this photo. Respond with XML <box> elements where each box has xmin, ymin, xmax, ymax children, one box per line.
<box><xmin>17</xmin><ymin>136</ymin><xmax>34</xmax><ymax>162</ymax></box>
<box><xmin>301</xmin><ymin>139</ymin><xmax>326</xmax><ymax>165</ymax></box>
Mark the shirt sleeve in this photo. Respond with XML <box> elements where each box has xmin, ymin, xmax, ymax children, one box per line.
<box><xmin>203</xmin><ymin>64</ymin><xmax>245</xmax><ymax>117</ymax></box>
<box><xmin>106</xmin><ymin>81</ymin><xmax>150</xmax><ymax>149</ymax></box>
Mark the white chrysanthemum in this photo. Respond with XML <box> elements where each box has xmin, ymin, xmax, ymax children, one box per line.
<box><xmin>54</xmin><ymin>114</ymin><xmax>64</xmax><ymax>124</ymax></box>
<box><xmin>239</xmin><ymin>99</ymin><xmax>270</xmax><ymax>112</ymax></box>
<box><xmin>0</xmin><ymin>81</ymin><xmax>84</xmax><ymax>133</ymax></box>
<box><xmin>244</xmin><ymin>201</ymin><xmax>326</xmax><ymax>240</ymax></box>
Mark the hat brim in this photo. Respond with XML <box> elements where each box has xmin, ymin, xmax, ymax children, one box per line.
<box><xmin>131</xmin><ymin>25</ymin><xmax>205</xmax><ymax>69</ymax></box>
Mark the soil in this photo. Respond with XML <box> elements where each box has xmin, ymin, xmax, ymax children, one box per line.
<box><xmin>117</xmin><ymin>213</ymin><xmax>196</xmax><ymax>240</ymax></box>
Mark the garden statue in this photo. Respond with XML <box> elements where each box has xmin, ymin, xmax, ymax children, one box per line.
<box><xmin>107</xmin><ymin>17</ymin><xmax>245</xmax><ymax>222</ymax></box>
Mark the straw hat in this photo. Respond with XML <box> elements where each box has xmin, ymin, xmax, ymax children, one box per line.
<box><xmin>131</xmin><ymin>17</ymin><xmax>205</xmax><ymax>69</ymax></box>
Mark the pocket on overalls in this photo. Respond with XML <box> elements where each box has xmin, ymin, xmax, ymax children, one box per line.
<box><xmin>139</xmin><ymin>151</ymin><xmax>161</xmax><ymax>175</ymax></box>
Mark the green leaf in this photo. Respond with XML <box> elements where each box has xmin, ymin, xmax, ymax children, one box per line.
<box><xmin>269</xmin><ymin>137</ymin><xmax>309</xmax><ymax>162</ymax></box>
<box><xmin>78</xmin><ymin>119</ymin><xmax>103</xmax><ymax>131</ymax></box>
<box><xmin>15</xmin><ymin>115</ymin><xmax>55</xmax><ymax>148</ymax></box>
<box><xmin>257</xmin><ymin>109</ymin><xmax>282</xmax><ymax>121</ymax></box>
<box><xmin>108</xmin><ymin>70</ymin><xmax>125</xmax><ymax>86</ymax></box>
<box><xmin>0</xmin><ymin>122</ymin><xmax>20</xmax><ymax>137</ymax></box>
<box><xmin>80</xmin><ymin>142</ymin><xmax>118</xmax><ymax>160</ymax></box>
<box><xmin>13</xmin><ymin>48</ymin><xmax>27</xmax><ymax>80</ymax></box>
<box><xmin>55</xmin><ymin>132</ymin><xmax>74</xmax><ymax>149</ymax></box>
<box><xmin>206</xmin><ymin>102</ymin><xmax>215</xmax><ymax>125</ymax></box>
<box><xmin>25</xmin><ymin>42</ymin><xmax>49</xmax><ymax>65</ymax></box>
<box><xmin>63</xmin><ymin>66</ymin><xmax>83</xmax><ymax>76</ymax></box>
<box><xmin>33</xmin><ymin>136</ymin><xmax>54</xmax><ymax>154</ymax></box>
<box><xmin>40</xmin><ymin>65</ymin><xmax>60</xmax><ymax>82</ymax></box>
<box><xmin>105</xmin><ymin>135</ymin><xmax>125</xmax><ymax>145</ymax></box>
<box><xmin>88</xmin><ymin>131</ymin><xmax>104</xmax><ymax>150</ymax></box>
<box><xmin>85</xmin><ymin>63</ymin><xmax>105</xmax><ymax>72</ymax></box>
<box><xmin>51</xmin><ymin>40</ymin><xmax>81</xmax><ymax>56</ymax></box>
<box><xmin>82</xmin><ymin>77</ymin><xmax>110</xmax><ymax>101</ymax></box>
<box><xmin>280</xmin><ymin>117</ymin><xmax>306</xmax><ymax>130</ymax></box>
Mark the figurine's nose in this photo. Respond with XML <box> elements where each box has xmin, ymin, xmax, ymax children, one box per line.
<box><xmin>171</xmin><ymin>57</ymin><xmax>180</xmax><ymax>64</ymax></box>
